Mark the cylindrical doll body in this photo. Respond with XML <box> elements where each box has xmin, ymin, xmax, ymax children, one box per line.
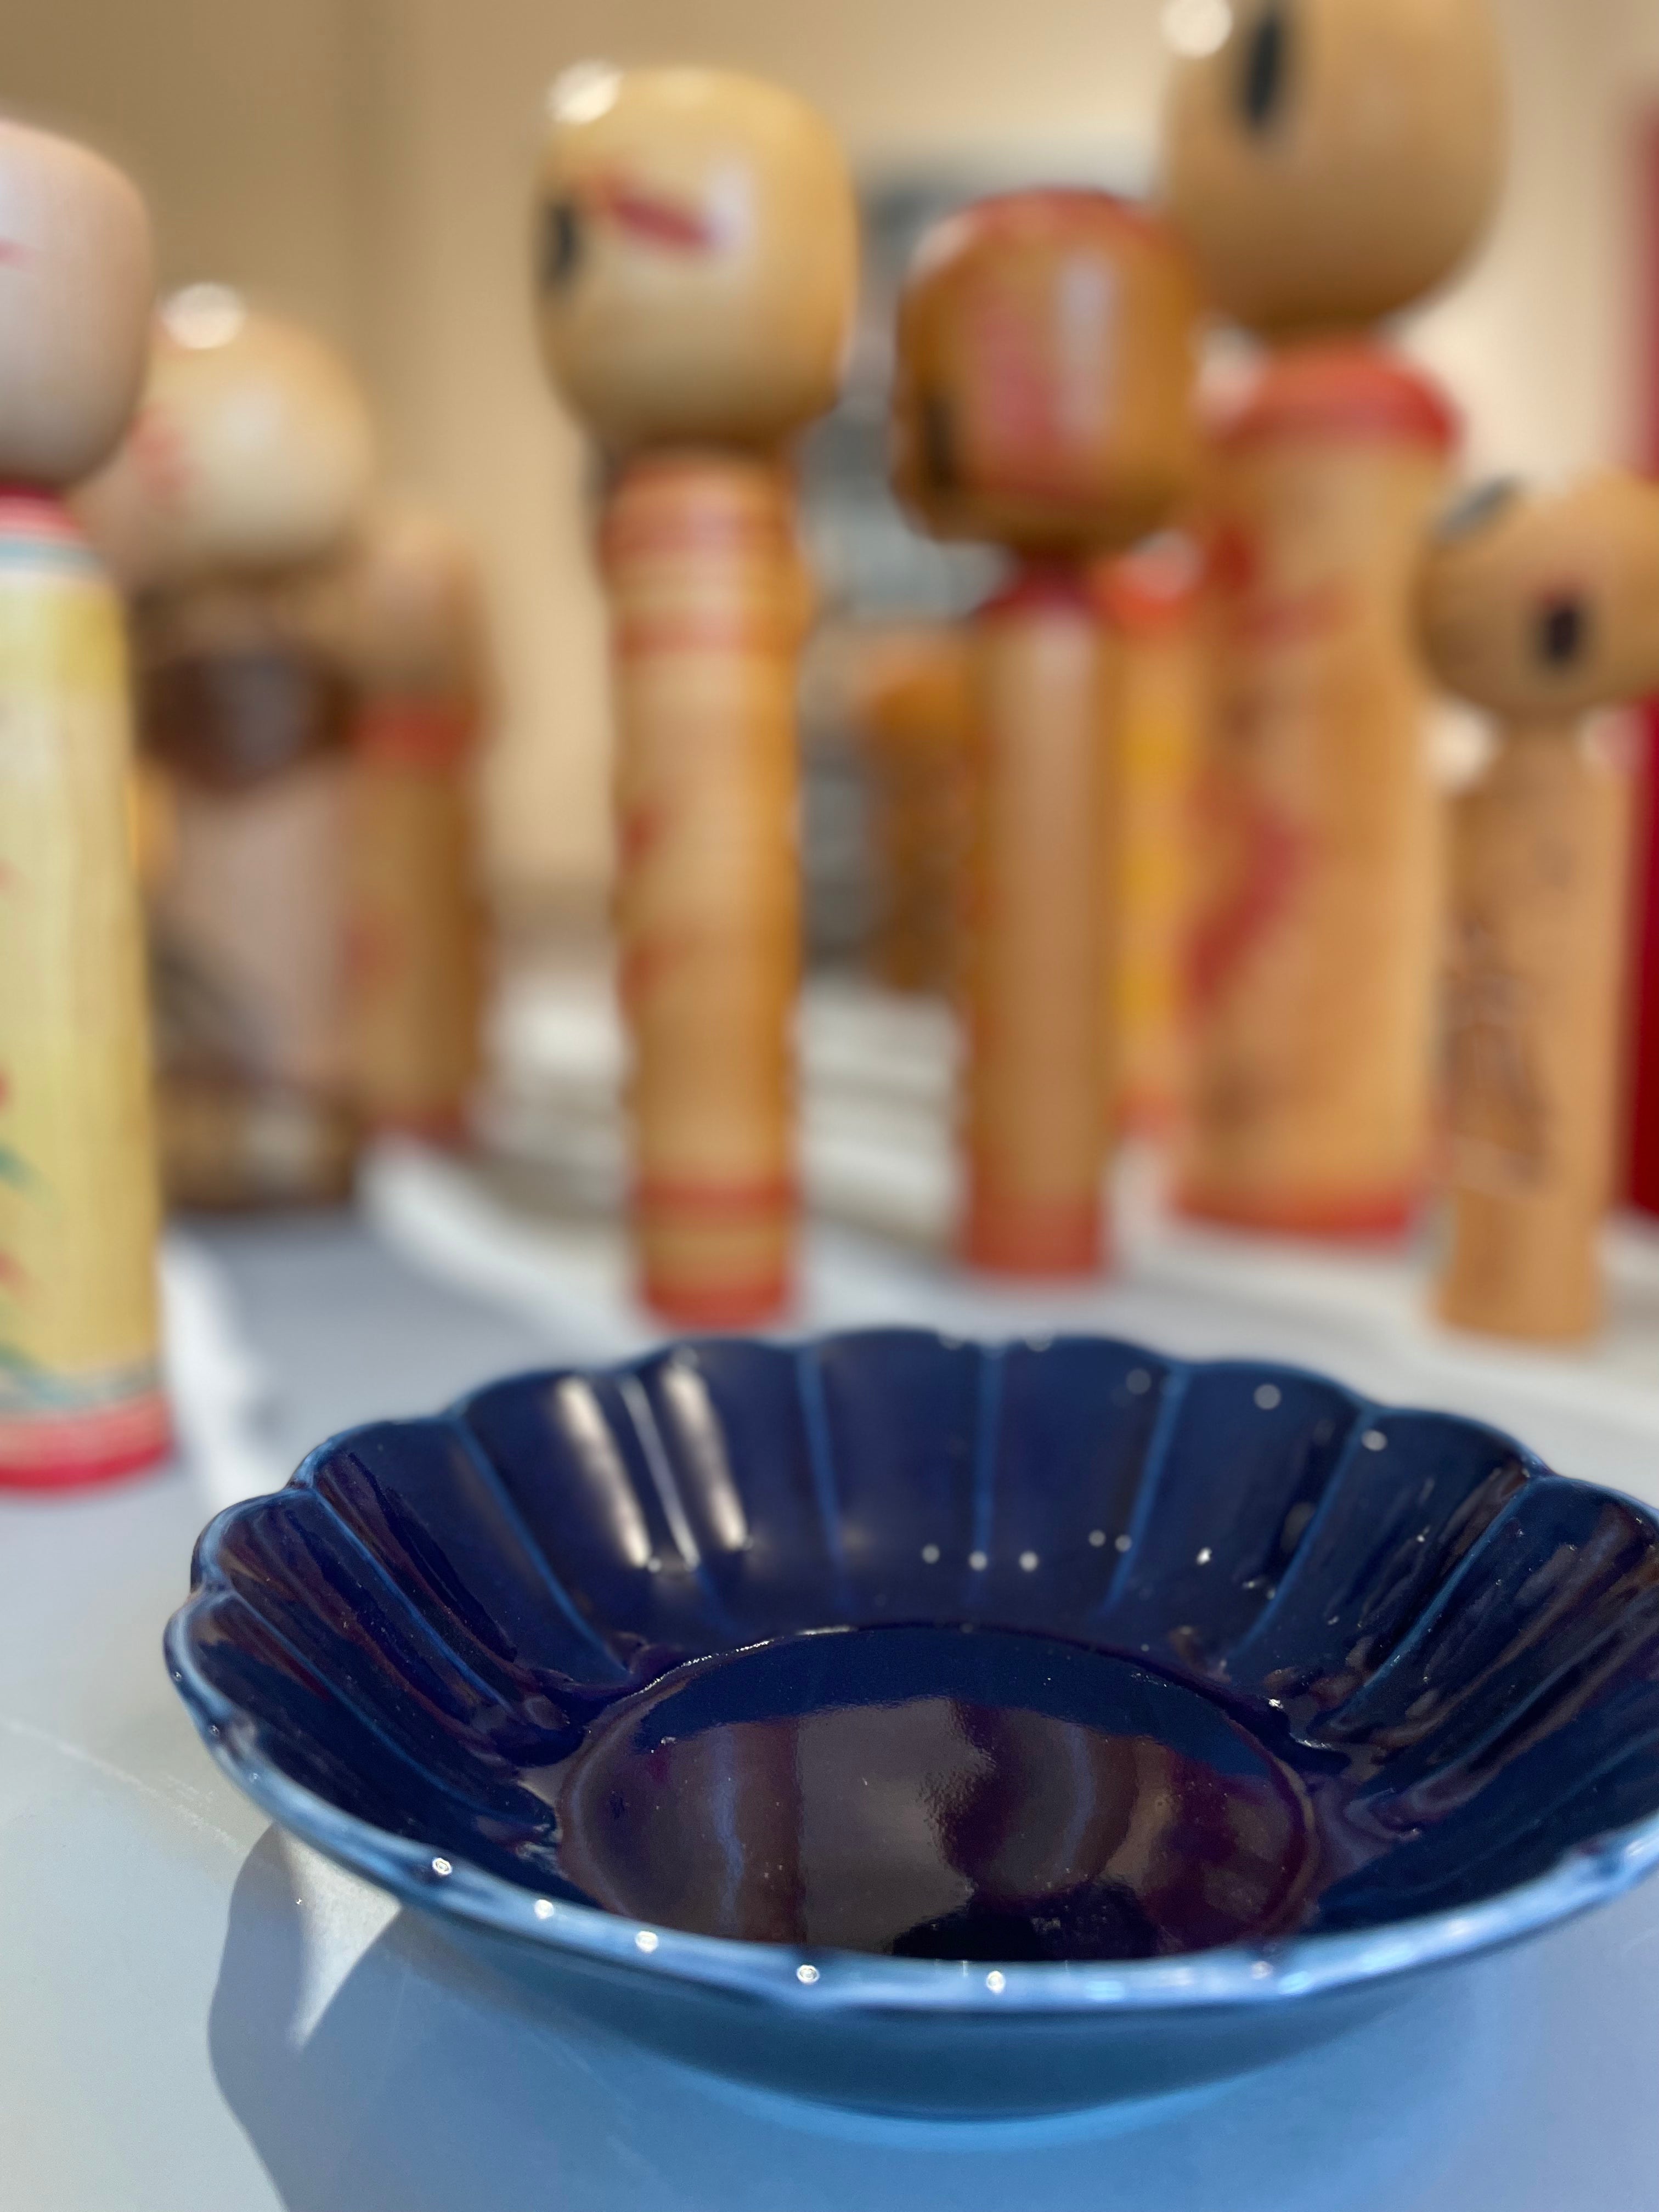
<box><xmin>605</xmin><ymin>452</ymin><xmax>802</xmax><ymax>1322</ymax></box>
<box><xmin>79</xmin><ymin>291</ymin><xmax>376</xmax><ymax>1209</ymax></box>
<box><xmin>0</xmin><ymin>123</ymin><xmax>166</xmax><ymax>1488</ymax></box>
<box><xmin>962</xmin><ymin>568</ymin><xmax>1113</xmax><ymax>1273</ymax></box>
<box><xmin>1182</xmin><ymin>346</ymin><xmax>1455</xmax><ymax>1232</ymax></box>
<box><xmin>0</xmin><ymin>495</ymin><xmax>167</xmax><ymax>1484</ymax></box>
<box><xmin>349</xmin><ymin>706</ymin><xmax>485</xmax><ymax>1143</ymax></box>
<box><xmin>848</xmin><ymin>627</ymin><xmax>969</xmax><ymax>997</ymax></box>
<box><xmin>138</xmin><ymin>583</ymin><xmax>359</xmax><ymax>1206</ymax></box>
<box><xmin>892</xmin><ymin>191</ymin><xmax>1200</xmax><ymax>1276</ymax></box>
<box><xmin>1094</xmin><ymin>534</ymin><xmax>1206</xmax><ymax>1139</ymax></box>
<box><xmin>1421</xmin><ymin>473</ymin><xmax>1659</xmax><ymax>1340</ymax></box>
<box><xmin>534</xmin><ymin>66</ymin><xmax>859</xmax><ymax>1324</ymax></box>
<box><xmin>312</xmin><ymin>505</ymin><xmax>490</xmax><ymax>1144</ymax></box>
<box><xmin>1440</xmin><ymin>725</ymin><xmax>1629</xmax><ymax>1339</ymax></box>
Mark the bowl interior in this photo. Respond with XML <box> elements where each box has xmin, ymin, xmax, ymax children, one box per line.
<box><xmin>172</xmin><ymin>1331</ymin><xmax>1659</xmax><ymax>1959</ymax></box>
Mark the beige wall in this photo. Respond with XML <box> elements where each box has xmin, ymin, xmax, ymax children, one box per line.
<box><xmin>5</xmin><ymin>0</ymin><xmax>1658</xmax><ymax>898</ymax></box>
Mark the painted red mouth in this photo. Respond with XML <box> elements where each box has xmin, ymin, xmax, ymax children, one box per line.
<box><xmin>590</xmin><ymin>174</ymin><xmax>719</xmax><ymax>254</ymax></box>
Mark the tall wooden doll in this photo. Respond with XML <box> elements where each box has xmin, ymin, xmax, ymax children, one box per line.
<box><xmin>1421</xmin><ymin>475</ymin><xmax>1659</xmax><ymax>1341</ymax></box>
<box><xmin>80</xmin><ymin>290</ymin><xmax>375</xmax><ymax>1208</ymax></box>
<box><xmin>534</xmin><ymin>66</ymin><xmax>857</xmax><ymax>1325</ymax></box>
<box><xmin>320</xmin><ymin>503</ymin><xmax>490</xmax><ymax>1143</ymax></box>
<box><xmin>0</xmin><ymin>122</ymin><xmax>168</xmax><ymax>1487</ymax></box>
<box><xmin>1094</xmin><ymin>532</ymin><xmax>1207</xmax><ymax>1139</ymax></box>
<box><xmin>893</xmin><ymin>192</ymin><xmax>1200</xmax><ymax>1275</ymax></box>
<box><xmin>1162</xmin><ymin>0</ymin><xmax>1506</xmax><ymax>1234</ymax></box>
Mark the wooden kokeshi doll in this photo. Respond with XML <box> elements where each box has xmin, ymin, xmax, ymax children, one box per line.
<box><xmin>0</xmin><ymin>121</ymin><xmax>169</xmax><ymax>1487</ymax></box>
<box><xmin>80</xmin><ymin>290</ymin><xmax>375</xmax><ymax>1209</ymax></box>
<box><xmin>893</xmin><ymin>192</ymin><xmax>1200</xmax><ymax>1275</ymax></box>
<box><xmin>845</xmin><ymin>626</ymin><xmax>971</xmax><ymax>997</ymax></box>
<box><xmin>303</xmin><ymin>504</ymin><xmax>489</xmax><ymax>1144</ymax></box>
<box><xmin>1093</xmin><ymin>532</ymin><xmax>1207</xmax><ymax>1139</ymax></box>
<box><xmin>534</xmin><ymin>65</ymin><xmax>857</xmax><ymax>1325</ymax></box>
<box><xmin>1161</xmin><ymin>0</ymin><xmax>1506</xmax><ymax>1235</ymax></box>
<box><xmin>1421</xmin><ymin>475</ymin><xmax>1659</xmax><ymax>1341</ymax></box>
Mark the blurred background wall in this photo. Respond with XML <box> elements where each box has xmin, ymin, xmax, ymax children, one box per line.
<box><xmin>2</xmin><ymin>0</ymin><xmax>1656</xmax><ymax>906</ymax></box>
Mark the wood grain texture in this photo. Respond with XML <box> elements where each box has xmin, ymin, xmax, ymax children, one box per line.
<box><xmin>605</xmin><ymin>453</ymin><xmax>803</xmax><ymax>1323</ymax></box>
<box><xmin>1181</xmin><ymin>346</ymin><xmax>1454</xmax><ymax>1233</ymax></box>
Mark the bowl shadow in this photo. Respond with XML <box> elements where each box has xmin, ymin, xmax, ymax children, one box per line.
<box><xmin>208</xmin><ymin>1826</ymin><xmax>1513</xmax><ymax>2212</ymax></box>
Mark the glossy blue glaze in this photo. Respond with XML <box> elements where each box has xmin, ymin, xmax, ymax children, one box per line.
<box><xmin>166</xmin><ymin>1330</ymin><xmax>1659</xmax><ymax>2117</ymax></box>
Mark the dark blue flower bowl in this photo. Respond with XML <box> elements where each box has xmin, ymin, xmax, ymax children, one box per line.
<box><xmin>166</xmin><ymin>1331</ymin><xmax>1659</xmax><ymax>2119</ymax></box>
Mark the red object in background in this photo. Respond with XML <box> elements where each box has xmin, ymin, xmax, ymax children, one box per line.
<box><xmin>1630</xmin><ymin>121</ymin><xmax>1659</xmax><ymax>1215</ymax></box>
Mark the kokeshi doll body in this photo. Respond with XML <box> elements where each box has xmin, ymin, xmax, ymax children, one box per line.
<box><xmin>535</xmin><ymin>66</ymin><xmax>857</xmax><ymax>1325</ymax></box>
<box><xmin>310</xmin><ymin>506</ymin><xmax>489</xmax><ymax>1143</ymax></box>
<box><xmin>0</xmin><ymin>123</ymin><xmax>168</xmax><ymax>1487</ymax></box>
<box><xmin>81</xmin><ymin>291</ymin><xmax>375</xmax><ymax>1207</ymax></box>
<box><xmin>1094</xmin><ymin>534</ymin><xmax>1206</xmax><ymax>1138</ymax></box>
<box><xmin>1422</xmin><ymin>476</ymin><xmax>1659</xmax><ymax>1341</ymax></box>
<box><xmin>1183</xmin><ymin>348</ymin><xmax>1457</xmax><ymax>1229</ymax></box>
<box><xmin>893</xmin><ymin>191</ymin><xmax>1200</xmax><ymax>1275</ymax></box>
<box><xmin>1161</xmin><ymin>0</ymin><xmax>1504</xmax><ymax>1236</ymax></box>
<box><xmin>847</xmin><ymin>627</ymin><xmax>970</xmax><ymax>997</ymax></box>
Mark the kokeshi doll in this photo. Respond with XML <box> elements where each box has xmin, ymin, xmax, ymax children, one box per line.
<box><xmin>307</xmin><ymin>505</ymin><xmax>489</xmax><ymax>1143</ymax></box>
<box><xmin>534</xmin><ymin>66</ymin><xmax>857</xmax><ymax>1325</ymax></box>
<box><xmin>80</xmin><ymin>289</ymin><xmax>375</xmax><ymax>1209</ymax></box>
<box><xmin>1183</xmin><ymin>348</ymin><xmax>1458</xmax><ymax>1229</ymax></box>
<box><xmin>0</xmin><ymin>122</ymin><xmax>169</xmax><ymax>1488</ymax></box>
<box><xmin>1421</xmin><ymin>475</ymin><xmax>1659</xmax><ymax>1341</ymax></box>
<box><xmin>1093</xmin><ymin>533</ymin><xmax>1206</xmax><ymax>1138</ymax></box>
<box><xmin>846</xmin><ymin>627</ymin><xmax>970</xmax><ymax>996</ymax></box>
<box><xmin>893</xmin><ymin>193</ymin><xmax>1200</xmax><ymax>1275</ymax></box>
<box><xmin>1161</xmin><ymin>0</ymin><xmax>1505</xmax><ymax>1235</ymax></box>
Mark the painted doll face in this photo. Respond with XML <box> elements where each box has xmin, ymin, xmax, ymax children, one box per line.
<box><xmin>0</xmin><ymin>121</ymin><xmax>154</xmax><ymax>488</ymax></box>
<box><xmin>1421</xmin><ymin>475</ymin><xmax>1659</xmax><ymax>720</ymax></box>
<box><xmin>78</xmin><ymin>291</ymin><xmax>375</xmax><ymax>588</ymax></box>
<box><xmin>891</xmin><ymin>191</ymin><xmax>1200</xmax><ymax>556</ymax></box>
<box><xmin>534</xmin><ymin>65</ymin><xmax>858</xmax><ymax>450</ymax></box>
<box><xmin>1160</xmin><ymin>0</ymin><xmax>1505</xmax><ymax>337</ymax></box>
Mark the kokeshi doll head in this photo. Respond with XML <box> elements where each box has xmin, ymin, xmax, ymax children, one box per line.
<box><xmin>1421</xmin><ymin>474</ymin><xmax>1659</xmax><ymax>721</ymax></box>
<box><xmin>77</xmin><ymin>286</ymin><xmax>375</xmax><ymax>588</ymax></box>
<box><xmin>297</xmin><ymin>503</ymin><xmax>489</xmax><ymax>707</ymax></box>
<box><xmin>1160</xmin><ymin>0</ymin><xmax>1505</xmax><ymax>337</ymax></box>
<box><xmin>891</xmin><ymin>191</ymin><xmax>1201</xmax><ymax>557</ymax></box>
<box><xmin>534</xmin><ymin>64</ymin><xmax>859</xmax><ymax>451</ymax></box>
<box><xmin>0</xmin><ymin>119</ymin><xmax>154</xmax><ymax>489</ymax></box>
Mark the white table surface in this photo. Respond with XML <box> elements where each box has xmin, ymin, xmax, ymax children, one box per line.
<box><xmin>4</xmin><ymin>1205</ymin><xmax>1658</xmax><ymax>2212</ymax></box>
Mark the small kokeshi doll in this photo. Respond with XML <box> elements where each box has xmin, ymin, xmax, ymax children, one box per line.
<box><xmin>845</xmin><ymin>626</ymin><xmax>971</xmax><ymax>997</ymax></box>
<box><xmin>1421</xmin><ymin>475</ymin><xmax>1659</xmax><ymax>1341</ymax></box>
<box><xmin>80</xmin><ymin>289</ymin><xmax>375</xmax><ymax>1209</ymax></box>
<box><xmin>0</xmin><ymin>120</ymin><xmax>168</xmax><ymax>1487</ymax></box>
<box><xmin>307</xmin><ymin>503</ymin><xmax>490</xmax><ymax>1144</ymax></box>
<box><xmin>1161</xmin><ymin>0</ymin><xmax>1506</xmax><ymax>1237</ymax></box>
<box><xmin>1092</xmin><ymin>532</ymin><xmax>1207</xmax><ymax>1139</ymax></box>
<box><xmin>534</xmin><ymin>65</ymin><xmax>857</xmax><ymax>1325</ymax></box>
<box><xmin>893</xmin><ymin>191</ymin><xmax>1200</xmax><ymax>1276</ymax></box>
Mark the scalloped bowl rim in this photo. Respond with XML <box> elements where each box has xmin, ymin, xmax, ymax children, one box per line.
<box><xmin>165</xmin><ymin>1332</ymin><xmax>1659</xmax><ymax>2019</ymax></box>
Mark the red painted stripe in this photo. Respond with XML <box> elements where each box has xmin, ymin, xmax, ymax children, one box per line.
<box><xmin>0</xmin><ymin>1389</ymin><xmax>171</xmax><ymax>1491</ymax></box>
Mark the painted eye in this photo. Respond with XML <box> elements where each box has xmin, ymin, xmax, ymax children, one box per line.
<box><xmin>1436</xmin><ymin>479</ymin><xmax>1523</xmax><ymax>543</ymax></box>
<box><xmin>540</xmin><ymin>199</ymin><xmax>584</xmax><ymax>292</ymax></box>
<box><xmin>1537</xmin><ymin>596</ymin><xmax>1590</xmax><ymax>667</ymax></box>
<box><xmin>1239</xmin><ymin>4</ymin><xmax>1293</xmax><ymax>134</ymax></box>
<box><xmin>919</xmin><ymin>393</ymin><xmax>958</xmax><ymax>492</ymax></box>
